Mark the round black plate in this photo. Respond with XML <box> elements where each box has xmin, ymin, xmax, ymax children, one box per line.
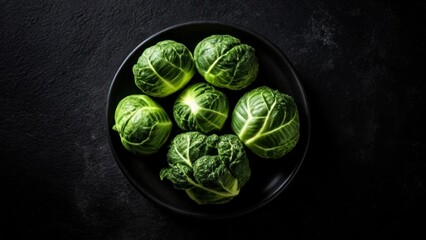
<box><xmin>106</xmin><ymin>21</ymin><xmax>311</xmax><ymax>219</ymax></box>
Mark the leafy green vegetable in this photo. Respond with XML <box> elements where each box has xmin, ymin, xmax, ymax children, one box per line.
<box><xmin>133</xmin><ymin>40</ymin><xmax>195</xmax><ymax>97</ymax></box>
<box><xmin>113</xmin><ymin>94</ymin><xmax>172</xmax><ymax>155</ymax></box>
<box><xmin>160</xmin><ymin>132</ymin><xmax>251</xmax><ymax>204</ymax></box>
<box><xmin>173</xmin><ymin>82</ymin><xmax>229</xmax><ymax>133</ymax></box>
<box><xmin>231</xmin><ymin>86</ymin><xmax>300</xmax><ymax>159</ymax></box>
<box><xmin>115</xmin><ymin>36</ymin><xmax>302</xmax><ymax>206</ymax></box>
<box><xmin>194</xmin><ymin>35</ymin><xmax>258</xmax><ymax>90</ymax></box>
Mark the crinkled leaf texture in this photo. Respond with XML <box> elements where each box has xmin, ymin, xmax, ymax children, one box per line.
<box><xmin>133</xmin><ymin>40</ymin><xmax>195</xmax><ymax>97</ymax></box>
<box><xmin>113</xmin><ymin>94</ymin><xmax>172</xmax><ymax>156</ymax></box>
<box><xmin>173</xmin><ymin>83</ymin><xmax>229</xmax><ymax>133</ymax></box>
<box><xmin>160</xmin><ymin>132</ymin><xmax>251</xmax><ymax>204</ymax></box>
<box><xmin>194</xmin><ymin>35</ymin><xmax>258</xmax><ymax>90</ymax></box>
<box><xmin>231</xmin><ymin>86</ymin><xmax>300</xmax><ymax>159</ymax></box>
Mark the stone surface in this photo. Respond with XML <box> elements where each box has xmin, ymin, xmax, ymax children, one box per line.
<box><xmin>1</xmin><ymin>0</ymin><xmax>425</xmax><ymax>238</ymax></box>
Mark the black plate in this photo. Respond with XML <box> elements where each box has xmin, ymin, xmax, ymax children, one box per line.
<box><xmin>106</xmin><ymin>21</ymin><xmax>311</xmax><ymax>219</ymax></box>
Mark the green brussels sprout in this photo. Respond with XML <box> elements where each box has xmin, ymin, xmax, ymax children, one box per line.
<box><xmin>113</xmin><ymin>94</ymin><xmax>172</xmax><ymax>156</ymax></box>
<box><xmin>231</xmin><ymin>86</ymin><xmax>300</xmax><ymax>159</ymax></box>
<box><xmin>160</xmin><ymin>132</ymin><xmax>251</xmax><ymax>204</ymax></box>
<box><xmin>173</xmin><ymin>82</ymin><xmax>229</xmax><ymax>133</ymax></box>
<box><xmin>194</xmin><ymin>35</ymin><xmax>259</xmax><ymax>90</ymax></box>
<box><xmin>132</xmin><ymin>40</ymin><xmax>195</xmax><ymax>97</ymax></box>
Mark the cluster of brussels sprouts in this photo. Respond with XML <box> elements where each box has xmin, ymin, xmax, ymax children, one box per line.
<box><xmin>113</xmin><ymin>35</ymin><xmax>300</xmax><ymax>204</ymax></box>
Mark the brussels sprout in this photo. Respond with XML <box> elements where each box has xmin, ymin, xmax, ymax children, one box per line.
<box><xmin>173</xmin><ymin>83</ymin><xmax>229</xmax><ymax>133</ymax></box>
<box><xmin>231</xmin><ymin>86</ymin><xmax>300</xmax><ymax>159</ymax></box>
<box><xmin>113</xmin><ymin>94</ymin><xmax>172</xmax><ymax>156</ymax></box>
<box><xmin>132</xmin><ymin>40</ymin><xmax>195</xmax><ymax>97</ymax></box>
<box><xmin>194</xmin><ymin>35</ymin><xmax>258</xmax><ymax>90</ymax></box>
<box><xmin>160</xmin><ymin>132</ymin><xmax>251</xmax><ymax>204</ymax></box>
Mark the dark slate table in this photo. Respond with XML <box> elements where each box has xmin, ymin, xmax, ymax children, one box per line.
<box><xmin>1</xmin><ymin>0</ymin><xmax>424</xmax><ymax>239</ymax></box>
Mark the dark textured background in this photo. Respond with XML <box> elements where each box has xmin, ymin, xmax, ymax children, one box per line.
<box><xmin>1</xmin><ymin>0</ymin><xmax>425</xmax><ymax>239</ymax></box>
